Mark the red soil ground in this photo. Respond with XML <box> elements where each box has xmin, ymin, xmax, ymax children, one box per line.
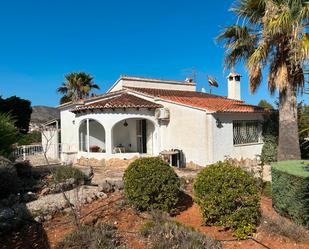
<box><xmin>2</xmin><ymin>192</ymin><xmax>309</xmax><ymax>249</ymax></box>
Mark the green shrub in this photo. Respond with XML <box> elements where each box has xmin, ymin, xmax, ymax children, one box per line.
<box><xmin>0</xmin><ymin>113</ymin><xmax>18</xmax><ymax>158</ymax></box>
<box><xmin>271</xmin><ymin>160</ymin><xmax>309</xmax><ymax>227</ymax></box>
<box><xmin>141</xmin><ymin>219</ymin><xmax>221</xmax><ymax>249</ymax></box>
<box><xmin>55</xmin><ymin>224</ymin><xmax>126</xmax><ymax>249</ymax></box>
<box><xmin>123</xmin><ymin>157</ymin><xmax>180</xmax><ymax>212</ymax></box>
<box><xmin>261</xmin><ymin>181</ymin><xmax>272</xmax><ymax>197</ymax></box>
<box><xmin>193</xmin><ymin>162</ymin><xmax>260</xmax><ymax>239</ymax></box>
<box><xmin>52</xmin><ymin>166</ymin><xmax>86</xmax><ymax>185</ymax></box>
<box><xmin>17</xmin><ymin>131</ymin><xmax>41</xmax><ymax>145</ymax></box>
<box><xmin>260</xmin><ymin>135</ymin><xmax>277</xmax><ymax>164</ymax></box>
<box><xmin>0</xmin><ymin>161</ymin><xmax>19</xmax><ymax>199</ymax></box>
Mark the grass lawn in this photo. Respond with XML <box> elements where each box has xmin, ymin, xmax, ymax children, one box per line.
<box><xmin>271</xmin><ymin>160</ymin><xmax>309</xmax><ymax>177</ymax></box>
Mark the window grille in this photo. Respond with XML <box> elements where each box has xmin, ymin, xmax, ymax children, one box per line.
<box><xmin>233</xmin><ymin>120</ymin><xmax>261</xmax><ymax>145</ymax></box>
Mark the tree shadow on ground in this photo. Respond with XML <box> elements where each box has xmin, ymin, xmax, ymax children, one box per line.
<box><xmin>174</xmin><ymin>191</ymin><xmax>194</xmax><ymax>215</ymax></box>
<box><xmin>0</xmin><ymin>203</ymin><xmax>51</xmax><ymax>249</ymax></box>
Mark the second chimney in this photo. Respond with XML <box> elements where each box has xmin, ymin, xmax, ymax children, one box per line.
<box><xmin>227</xmin><ymin>72</ymin><xmax>241</xmax><ymax>100</ymax></box>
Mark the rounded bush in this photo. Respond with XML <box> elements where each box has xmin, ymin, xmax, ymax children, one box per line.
<box><xmin>193</xmin><ymin>161</ymin><xmax>260</xmax><ymax>239</ymax></box>
<box><xmin>123</xmin><ymin>157</ymin><xmax>180</xmax><ymax>212</ymax></box>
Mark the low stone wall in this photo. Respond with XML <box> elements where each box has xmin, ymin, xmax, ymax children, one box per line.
<box><xmin>76</xmin><ymin>156</ymin><xmax>139</xmax><ymax>168</ymax></box>
<box><xmin>225</xmin><ymin>158</ymin><xmax>271</xmax><ymax>181</ymax></box>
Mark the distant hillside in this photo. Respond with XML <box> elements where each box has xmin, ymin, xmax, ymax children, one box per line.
<box><xmin>31</xmin><ymin>106</ymin><xmax>60</xmax><ymax>124</ymax></box>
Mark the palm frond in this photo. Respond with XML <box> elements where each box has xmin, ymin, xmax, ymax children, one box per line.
<box><xmin>268</xmin><ymin>59</ymin><xmax>277</xmax><ymax>94</ymax></box>
<box><xmin>247</xmin><ymin>41</ymin><xmax>269</xmax><ymax>70</ymax></box>
<box><xmin>231</xmin><ymin>0</ymin><xmax>266</xmax><ymax>24</ymax></box>
<box><xmin>217</xmin><ymin>25</ymin><xmax>257</xmax><ymax>69</ymax></box>
<box><xmin>276</xmin><ymin>62</ymin><xmax>289</xmax><ymax>91</ymax></box>
<box><xmin>57</xmin><ymin>84</ymin><xmax>68</xmax><ymax>94</ymax></box>
<box><xmin>249</xmin><ymin>62</ymin><xmax>263</xmax><ymax>93</ymax></box>
<box><xmin>266</xmin><ymin>8</ymin><xmax>293</xmax><ymax>36</ymax></box>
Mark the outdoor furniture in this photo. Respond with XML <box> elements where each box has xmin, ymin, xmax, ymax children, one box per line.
<box><xmin>160</xmin><ymin>150</ymin><xmax>180</xmax><ymax>167</ymax></box>
<box><xmin>113</xmin><ymin>145</ymin><xmax>126</xmax><ymax>153</ymax></box>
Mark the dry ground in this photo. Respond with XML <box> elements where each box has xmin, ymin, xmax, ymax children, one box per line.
<box><xmin>2</xmin><ymin>190</ymin><xmax>309</xmax><ymax>249</ymax></box>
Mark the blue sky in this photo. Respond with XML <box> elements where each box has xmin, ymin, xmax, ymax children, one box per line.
<box><xmin>0</xmin><ymin>0</ymin><xmax>307</xmax><ymax>107</ymax></box>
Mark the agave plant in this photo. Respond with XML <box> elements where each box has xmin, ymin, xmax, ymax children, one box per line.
<box><xmin>218</xmin><ymin>0</ymin><xmax>309</xmax><ymax>160</ymax></box>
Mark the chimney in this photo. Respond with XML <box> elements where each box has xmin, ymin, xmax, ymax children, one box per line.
<box><xmin>227</xmin><ymin>72</ymin><xmax>241</xmax><ymax>100</ymax></box>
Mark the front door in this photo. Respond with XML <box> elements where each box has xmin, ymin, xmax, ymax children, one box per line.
<box><xmin>136</xmin><ymin>119</ymin><xmax>147</xmax><ymax>153</ymax></box>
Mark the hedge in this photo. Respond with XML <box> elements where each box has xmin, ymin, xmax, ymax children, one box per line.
<box><xmin>271</xmin><ymin>160</ymin><xmax>309</xmax><ymax>227</ymax></box>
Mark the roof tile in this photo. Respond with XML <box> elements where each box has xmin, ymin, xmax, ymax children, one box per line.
<box><xmin>71</xmin><ymin>92</ymin><xmax>162</xmax><ymax>112</ymax></box>
<box><xmin>126</xmin><ymin>87</ymin><xmax>266</xmax><ymax>113</ymax></box>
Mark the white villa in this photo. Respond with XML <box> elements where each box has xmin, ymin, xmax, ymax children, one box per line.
<box><xmin>43</xmin><ymin>73</ymin><xmax>266</xmax><ymax>167</ymax></box>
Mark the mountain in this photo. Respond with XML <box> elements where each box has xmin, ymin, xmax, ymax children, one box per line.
<box><xmin>31</xmin><ymin>106</ymin><xmax>60</xmax><ymax>124</ymax></box>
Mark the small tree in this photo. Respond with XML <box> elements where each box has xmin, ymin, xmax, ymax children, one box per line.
<box><xmin>0</xmin><ymin>113</ymin><xmax>18</xmax><ymax>158</ymax></box>
<box><xmin>0</xmin><ymin>96</ymin><xmax>32</xmax><ymax>133</ymax></box>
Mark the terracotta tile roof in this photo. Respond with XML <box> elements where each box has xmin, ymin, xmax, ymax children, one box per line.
<box><xmin>71</xmin><ymin>92</ymin><xmax>162</xmax><ymax>112</ymax></box>
<box><xmin>126</xmin><ymin>87</ymin><xmax>266</xmax><ymax>113</ymax></box>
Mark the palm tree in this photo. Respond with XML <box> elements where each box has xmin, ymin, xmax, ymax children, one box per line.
<box><xmin>217</xmin><ymin>0</ymin><xmax>309</xmax><ymax>161</ymax></box>
<box><xmin>57</xmin><ymin>72</ymin><xmax>100</xmax><ymax>104</ymax></box>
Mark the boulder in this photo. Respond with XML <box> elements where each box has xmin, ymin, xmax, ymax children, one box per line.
<box><xmin>0</xmin><ymin>156</ymin><xmax>12</xmax><ymax>168</ymax></box>
<box><xmin>99</xmin><ymin>181</ymin><xmax>113</xmax><ymax>193</ymax></box>
<box><xmin>98</xmin><ymin>179</ymin><xmax>124</xmax><ymax>193</ymax></box>
<box><xmin>0</xmin><ymin>208</ymin><xmax>14</xmax><ymax>220</ymax></box>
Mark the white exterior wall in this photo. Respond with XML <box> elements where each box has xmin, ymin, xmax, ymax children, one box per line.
<box><xmin>60</xmin><ymin>106</ymin><xmax>79</xmax><ymax>164</ymax></box>
<box><xmin>156</xmin><ymin>100</ymin><xmax>208</xmax><ymax>166</ymax></box>
<box><xmin>59</xmin><ymin>93</ymin><xmax>264</xmax><ymax>166</ymax></box>
<box><xmin>59</xmin><ymin>107</ymin><xmax>159</xmax><ymax>164</ymax></box>
<box><xmin>41</xmin><ymin>128</ymin><xmax>59</xmax><ymax>160</ymax></box>
<box><xmin>109</xmin><ymin>79</ymin><xmax>196</xmax><ymax>92</ymax></box>
<box><xmin>209</xmin><ymin>113</ymin><xmax>264</xmax><ymax>163</ymax></box>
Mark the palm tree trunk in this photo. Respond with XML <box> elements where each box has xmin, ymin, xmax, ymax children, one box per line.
<box><xmin>277</xmin><ymin>82</ymin><xmax>301</xmax><ymax>161</ymax></box>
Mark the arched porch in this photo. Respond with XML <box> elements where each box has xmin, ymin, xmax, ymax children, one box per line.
<box><xmin>112</xmin><ymin>118</ymin><xmax>155</xmax><ymax>155</ymax></box>
<box><xmin>79</xmin><ymin>119</ymin><xmax>106</xmax><ymax>153</ymax></box>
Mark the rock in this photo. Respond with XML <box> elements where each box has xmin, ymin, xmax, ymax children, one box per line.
<box><xmin>0</xmin><ymin>208</ymin><xmax>14</xmax><ymax>220</ymax></box>
<box><xmin>41</xmin><ymin>187</ymin><xmax>51</xmax><ymax>196</ymax></box>
<box><xmin>113</xmin><ymin>180</ymin><xmax>124</xmax><ymax>191</ymax></box>
<box><xmin>0</xmin><ymin>156</ymin><xmax>12</xmax><ymax>168</ymax></box>
<box><xmin>83</xmin><ymin>166</ymin><xmax>94</xmax><ymax>180</ymax></box>
<box><xmin>23</xmin><ymin>192</ymin><xmax>36</xmax><ymax>202</ymax></box>
<box><xmin>96</xmin><ymin>192</ymin><xmax>107</xmax><ymax>199</ymax></box>
<box><xmin>34</xmin><ymin>216</ymin><xmax>43</xmax><ymax>223</ymax></box>
<box><xmin>65</xmin><ymin>178</ymin><xmax>75</xmax><ymax>185</ymax></box>
<box><xmin>86</xmin><ymin>197</ymin><xmax>93</xmax><ymax>204</ymax></box>
<box><xmin>44</xmin><ymin>214</ymin><xmax>52</xmax><ymax>221</ymax></box>
<box><xmin>99</xmin><ymin>181</ymin><xmax>113</xmax><ymax>193</ymax></box>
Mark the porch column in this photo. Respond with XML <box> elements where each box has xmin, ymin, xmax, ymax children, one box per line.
<box><xmin>105</xmin><ymin>126</ymin><xmax>113</xmax><ymax>155</ymax></box>
<box><xmin>86</xmin><ymin>118</ymin><xmax>90</xmax><ymax>153</ymax></box>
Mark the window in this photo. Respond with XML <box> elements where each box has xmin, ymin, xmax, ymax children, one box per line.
<box><xmin>233</xmin><ymin>120</ymin><xmax>261</xmax><ymax>145</ymax></box>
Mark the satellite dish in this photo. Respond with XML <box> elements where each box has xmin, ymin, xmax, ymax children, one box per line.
<box><xmin>207</xmin><ymin>76</ymin><xmax>219</xmax><ymax>94</ymax></box>
<box><xmin>208</xmin><ymin>76</ymin><xmax>219</xmax><ymax>87</ymax></box>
